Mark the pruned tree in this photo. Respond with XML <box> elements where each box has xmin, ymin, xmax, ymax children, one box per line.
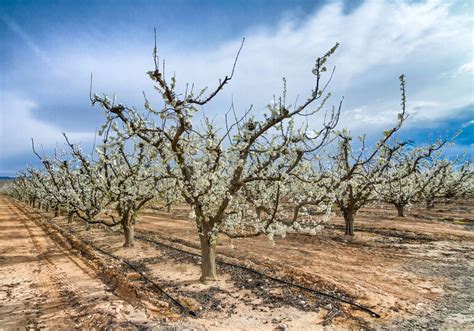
<box><xmin>30</xmin><ymin>137</ymin><xmax>110</xmax><ymax>224</ymax></box>
<box><xmin>91</xmin><ymin>37</ymin><xmax>341</xmax><ymax>281</ymax></box>
<box><xmin>27</xmin><ymin>128</ymin><xmax>170</xmax><ymax>247</ymax></box>
<box><xmin>326</xmin><ymin>76</ymin><xmax>446</xmax><ymax>234</ymax></box>
<box><xmin>419</xmin><ymin>157</ymin><xmax>473</xmax><ymax>209</ymax></box>
<box><xmin>91</xmin><ymin>124</ymin><xmax>175</xmax><ymax>247</ymax></box>
<box><xmin>377</xmin><ymin>142</ymin><xmax>448</xmax><ymax>217</ymax></box>
<box><xmin>2</xmin><ymin>173</ymin><xmax>41</xmax><ymax>207</ymax></box>
<box><xmin>440</xmin><ymin>159</ymin><xmax>473</xmax><ymax>203</ymax></box>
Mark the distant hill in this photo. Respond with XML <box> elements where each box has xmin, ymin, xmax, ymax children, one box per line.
<box><xmin>0</xmin><ymin>176</ymin><xmax>15</xmax><ymax>181</ymax></box>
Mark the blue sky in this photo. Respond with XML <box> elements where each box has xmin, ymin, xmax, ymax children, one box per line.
<box><xmin>0</xmin><ymin>0</ymin><xmax>473</xmax><ymax>176</ymax></box>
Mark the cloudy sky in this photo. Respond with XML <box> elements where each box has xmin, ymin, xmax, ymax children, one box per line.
<box><xmin>0</xmin><ymin>0</ymin><xmax>473</xmax><ymax>176</ymax></box>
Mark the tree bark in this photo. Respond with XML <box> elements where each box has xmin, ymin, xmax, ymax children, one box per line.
<box><xmin>67</xmin><ymin>211</ymin><xmax>74</xmax><ymax>223</ymax></box>
<box><xmin>199</xmin><ymin>227</ymin><xmax>217</xmax><ymax>283</ymax></box>
<box><xmin>426</xmin><ymin>199</ymin><xmax>434</xmax><ymax>209</ymax></box>
<box><xmin>167</xmin><ymin>204</ymin><xmax>171</xmax><ymax>213</ymax></box>
<box><xmin>122</xmin><ymin>215</ymin><xmax>135</xmax><ymax>247</ymax></box>
<box><xmin>54</xmin><ymin>208</ymin><xmax>60</xmax><ymax>217</ymax></box>
<box><xmin>395</xmin><ymin>204</ymin><xmax>405</xmax><ymax>217</ymax></box>
<box><xmin>342</xmin><ymin>208</ymin><xmax>355</xmax><ymax>236</ymax></box>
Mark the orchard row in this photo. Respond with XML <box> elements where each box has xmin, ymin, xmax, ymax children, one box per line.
<box><xmin>3</xmin><ymin>42</ymin><xmax>472</xmax><ymax>281</ymax></box>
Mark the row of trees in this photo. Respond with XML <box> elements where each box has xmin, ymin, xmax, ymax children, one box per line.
<box><xmin>3</xmin><ymin>40</ymin><xmax>473</xmax><ymax>281</ymax></box>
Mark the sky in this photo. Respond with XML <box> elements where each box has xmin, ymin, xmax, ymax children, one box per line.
<box><xmin>0</xmin><ymin>0</ymin><xmax>473</xmax><ymax>176</ymax></box>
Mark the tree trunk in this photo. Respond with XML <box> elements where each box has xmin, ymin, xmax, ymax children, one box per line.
<box><xmin>122</xmin><ymin>219</ymin><xmax>135</xmax><ymax>247</ymax></box>
<box><xmin>67</xmin><ymin>211</ymin><xmax>74</xmax><ymax>223</ymax></box>
<box><xmin>395</xmin><ymin>204</ymin><xmax>405</xmax><ymax>217</ymax></box>
<box><xmin>342</xmin><ymin>209</ymin><xmax>355</xmax><ymax>236</ymax></box>
<box><xmin>45</xmin><ymin>205</ymin><xmax>49</xmax><ymax>212</ymax></box>
<box><xmin>167</xmin><ymin>204</ymin><xmax>171</xmax><ymax>213</ymax></box>
<box><xmin>199</xmin><ymin>229</ymin><xmax>217</xmax><ymax>283</ymax></box>
<box><xmin>426</xmin><ymin>199</ymin><xmax>434</xmax><ymax>209</ymax></box>
<box><xmin>54</xmin><ymin>208</ymin><xmax>59</xmax><ymax>217</ymax></box>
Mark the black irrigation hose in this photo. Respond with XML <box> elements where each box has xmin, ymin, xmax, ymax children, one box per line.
<box><xmin>135</xmin><ymin>233</ymin><xmax>381</xmax><ymax>318</ymax></box>
<box><xmin>16</xmin><ymin>204</ymin><xmax>197</xmax><ymax>318</ymax></box>
<box><xmin>80</xmin><ymin>238</ymin><xmax>198</xmax><ymax>318</ymax></box>
<box><xmin>17</xmin><ymin>202</ymin><xmax>380</xmax><ymax>319</ymax></box>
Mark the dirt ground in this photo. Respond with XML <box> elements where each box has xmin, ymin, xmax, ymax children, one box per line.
<box><xmin>137</xmin><ymin>201</ymin><xmax>474</xmax><ymax>329</ymax></box>
<box><xmin>0</xmin><ymin>197</ymin><xmax>163</xmax><ymax>329</ymax></box>
<box><xmin>1</xmin><ymin>196</ymin><xmax>473</xmax><ymax>330</ymax></box>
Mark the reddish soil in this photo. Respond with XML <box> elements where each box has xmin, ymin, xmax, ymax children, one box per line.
<box><xmin>137</xmin><ymin>200</ymin><xmax>474</xmax><ymax>329</ymax></box>
<box><xmin>1</xmin><ymin>196</ymin><xmax>473</xmax><ymax>329</ymax></box>
<box><xmin>0</xmin><ymin>197</ymin><xmax>158</xmax><ymax>329</ymax></box>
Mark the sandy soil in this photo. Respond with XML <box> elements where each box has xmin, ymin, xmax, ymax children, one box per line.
<box><xmin>0</xmin><ymin>197</ymin><xmax>162</xmax><ymax>329</ymax></box>
<box><xmin>30</xmin><ymin>210</ymin><xmax>336</xmax><ymax>330</ymax></box>
<box><xmin>1</xmin><ymin>196</ymin><xmax>473</xmax><ymax>329</ymax></box>
<box><xmin>137</xmin><ymin>200</ymin><xmax>474</xmax><ymax>329</ymax></box>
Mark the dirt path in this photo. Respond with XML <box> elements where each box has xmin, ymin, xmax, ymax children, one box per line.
<box><xmin>0</xmin><ymin>197</ymin><xmax>151</xmax><ymax>329</ymax></box>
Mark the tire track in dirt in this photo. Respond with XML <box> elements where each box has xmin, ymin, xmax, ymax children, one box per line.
<box><xmin>0</xmin><ymin>197</ymin><xmax>154</xmax><ymax>329</ymax></box>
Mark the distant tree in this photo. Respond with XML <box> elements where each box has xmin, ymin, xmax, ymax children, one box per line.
<box><xmin>89</xmin><ymin>125</ymin><xmax>175</xmax><ymax>247</ymax></box>
<box><xmin>27</xmin><ymin>129</ymin><xmax>170</xmax><ymax>247</ymax></box>
<box><xmin>440</xmin><ymin>159</ymin><xmax>473</xmax><ymax>203</ymax></box>
<box><xmin>326</xmin><ymin>76</ymin><xmax>445</xmax><ymax>234</ymax></box>
<box><xmin>377</xmin><ymin>142</ymin><xmax>448</xmax><ymax>217</ymax></box>
<box><xmin>30</xmin><ymin>137</ymin><xmax>110</xmax><ymax>225</ymax></box>
<box><xmin>419</xmin><ymin>157</ymin><xmax>473</xmax><ymax>209</ymax></box>
<box><xmin>3</xmin><ymin>172</ymin><xmax>41</xmax><ymax>208</ymax></box>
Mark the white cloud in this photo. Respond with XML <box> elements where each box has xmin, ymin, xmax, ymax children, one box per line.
<box><xmin>462</xmin><ymin>120</ymin><xmax>474</xmax><ymax>128</ymax></box>
<box><xmin>1</xmin><ymin>0</ymin><xmax>472</xmax><ymax>167</ymax></box>
<box><xmin>0</xmin><ymin>92</ymin><xmax>95</xmax><ymax>158</ymax></box>
<box><xmin>456</xmin><ymin>60</ymin><xmax>474</xmax><ymax>76</ymax></box>
<box><xmin>41</xmin><ymin>0</ymin><xmax>470</xmax><ymax>128</ymax></box>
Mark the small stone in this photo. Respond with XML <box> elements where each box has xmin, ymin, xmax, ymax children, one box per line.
<box><xmin>324</xmin><ymin>303</ymin><xmax>332</xmax><ymax>310</ymax></box>
<box><xmin>277</xmin><ymin>323</ymin><xmax>288</xmax><ymax>330</ymax></box>
<box><xmin>299</xmin><ymin>300</ymin><xmax>306</xmax><ymax>305</ymax></box>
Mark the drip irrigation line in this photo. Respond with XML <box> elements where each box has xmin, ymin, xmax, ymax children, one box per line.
<box><xmin>135</xmin><ymin>232</ymin><xmax>381</xmax><ymax>318</ymax></box>
<box><xmin>17</xmin><ymin>202</ymin><xmax>380</xmax><ymax>319</ymax></box>
<box><xmin>16</xmin><ymin>204</ymin><xmax>197</xmax><ymax>318</ymax></box>
<box><xmin>81</xmin><ymin>238</ymin><xmax>198</xmax><ymax>318</ymax></box>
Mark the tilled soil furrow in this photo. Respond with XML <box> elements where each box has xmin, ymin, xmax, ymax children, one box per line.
<box><xmin>0</xmin><ymin>197</ymin><xmax>164</xmax><ymax>329</ymax></box>
<box><xmin>2</xmin><ymin>196</ymin><xmax>473</xmax><ymax>330</ymax></box>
